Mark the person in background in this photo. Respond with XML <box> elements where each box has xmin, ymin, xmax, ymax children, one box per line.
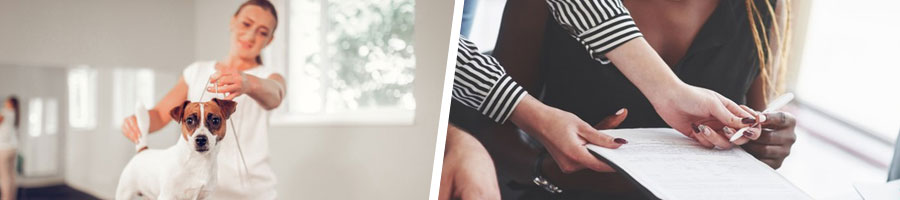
<box><xmin>0</xmin><ymin>96</ymin><xmax>19</xmax><ymax>200</ymax></box>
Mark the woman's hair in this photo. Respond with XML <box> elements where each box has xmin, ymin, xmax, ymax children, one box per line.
<box><xmin>6</xmin><ymin>96</ymin><xmax>19</xmax><ymax>129</ymax></box>
<box><xmin>745</xmin><ymin>0</ymin><xmax>792</xmax><ymax>103</ymax></box>
<box><xmin>234</xmin><ymin>0</ymin><xmax>278</xmax><ymax>65</ymax></box>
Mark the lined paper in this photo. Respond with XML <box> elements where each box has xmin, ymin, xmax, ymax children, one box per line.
<box><xmin>587</xmin><ymin>128</ymin><xmax>812</xmax><ymax>200</ymax></box>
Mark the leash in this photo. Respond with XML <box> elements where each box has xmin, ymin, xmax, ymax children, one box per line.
<box><xmin>198</xmin><ymin>73</ymin><xmax>251</xmax><ymax>186</ymax></box>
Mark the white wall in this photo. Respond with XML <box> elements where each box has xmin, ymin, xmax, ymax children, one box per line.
<box><xmin>0</xmin><ymin>0</ymin><xmax>195</xmax><ymax>198</ymax></box>
<box><xmin>0</xmin><ymin>0</ymin><xmax>452</xmax><ymax>199</ymax></box>
<box><xmin>0</xmin><ymin>0</ymin><xmax>195</xmax><ymax>70</ymax></box>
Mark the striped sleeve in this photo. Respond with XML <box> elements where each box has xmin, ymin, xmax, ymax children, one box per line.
<box><xmin>454</xmin><ymin>37</ymin><xmax>528</xmax><ymax>124</ymax></box>
<box><xmin>545</xmin><ymin>0</ymin><xmax>643</xmax><ymax>64</ymax></box>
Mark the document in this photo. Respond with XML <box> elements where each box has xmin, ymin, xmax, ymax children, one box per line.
<box><xmin>586</xmin><ymin>128</ymin><xmax>812</xmax><ymax>200</ymax></box>
<box><xmin>854</xmin><ymin>180</ymin><xmax>900</xmax><ymax>200</ymax></box>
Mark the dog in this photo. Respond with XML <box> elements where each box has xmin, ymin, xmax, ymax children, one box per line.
<box><xmin>116</xmin><ymin>98</ymin><xmax>236</xmax><ymax>200</ymax></box>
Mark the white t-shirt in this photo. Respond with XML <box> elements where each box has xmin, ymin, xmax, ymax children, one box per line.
<box><xmin>183</xmin><ymin>61</ymin><xmax>277</xmax><ymax>199</ymax></box>
<box><xmin>0</xmin><ymin>109</ymin><xmax>17</xmax><ymax>150</ymax></box>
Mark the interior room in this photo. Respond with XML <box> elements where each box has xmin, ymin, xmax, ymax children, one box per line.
<box><xmin>460</xmin><ymin>0</ymin><xmax>900</xmax><ymax>199</ymax></box>
<box><xmin>0</xmin><ymin>0</ymin><xmax>450</xmax><ymax>199</ymax></box>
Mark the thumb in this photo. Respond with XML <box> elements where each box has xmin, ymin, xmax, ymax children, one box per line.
<box><xmin>594</xmin><ymin>108</ymin><xmax>628</xmax><ymax>130</ymax></box>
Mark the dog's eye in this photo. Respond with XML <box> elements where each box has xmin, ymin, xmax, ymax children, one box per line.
<box><xmin>211</xmin><ymin>117</ymin><xmax>220</xmax><ymax>126</ymax></box>
<box><xmin>185</xmin><ymin>117</ymin><xmax>194</xmax><ymax>125</ymax></box>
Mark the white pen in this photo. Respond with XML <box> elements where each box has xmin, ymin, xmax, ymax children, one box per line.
<box><xmin>729</xmin><ymin>93</ymin><xmax>795</xmax><ymax>142</ymax></box>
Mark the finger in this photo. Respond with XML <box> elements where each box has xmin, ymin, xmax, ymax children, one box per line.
<box><xmin>744</xmin><ymin>126</ymin><xmax>762</xmax><ymax>140</ymax></box>
<box><xmin>717</xmin><ymin>93</ymin><xmax>755</xmax><ymax>120</ymax></box>
<box><xmin>691</xmin><ymin>124</ymin><xmax>715</xmax><ymax>148</ymax></box>
<box><xmin>208</xmin><ymin>84</ymin><xmax>239</xmax><ymax>94</ymax></box>
<box><xmin>124</xmin><ymin>120</ymin><xmax>139</xmax><ymax>143</ymax></box>
<box><xmin>712</xmin><ymin>94</ymin><xmax>754</xmax><ymax>128</ymax></box>
<box><xmin>572</xmin><ymin>148</ymin><xmax>615</xmax><ymax>172</ymax></box>
<box><xmin>578</xmin><ymin>126</ymin><xmax>626</xmax><ymax>149</ymax></box>
<box><xmin>754</xmin><ymin>129</ymin><xmax>797</xmax><ymax>145</ymax></box>
<box><xmin>225</xmin><ymin>92</ymin><xmax>240</xmax><ymax>100</ymax></box>
<box><xmin>760</xmin><ymin>111</ymin><xmax>796</xmax><ymax>130</ymax></box>
<box><xmin>208</xmin><ymin>71</ymin><xmax>224</xmax><ymax>83</ymax></box>
<box><xmin>742</xmin><ymin>143</ymin><xmax>790</xmax><ymax>159</ymax></box>
<box><xmin>739</xmin><ymin>105</ymin><xmax>762</xmax><ymax>122</ymax></box>
<box><xmin>594</xmin><ymin>108</ymin><xmax>628</xmax><ymax>130</ymax></box>
<box><xmin>121</xmin><ymin>120</ymin><xmax>132</xmax><ymax>140</ymax></box>
<box><xmin>216</xmin><ymin>75</ymin><xmax>237</xmax><ymax>86</ymax></box>
<box><xmin>758</xmin><ymin>159</ymin><xmax>784</xmax><ymax>169</ymax></box>
<box><xmin>700</xmin><ymin>125</ymin><xmax>733</xmax><ymax>149</ymax></box>
<box><xmin>723</xmin><ymin>126</ymin><xmax>751</xmax><ymax>145</ymax></box>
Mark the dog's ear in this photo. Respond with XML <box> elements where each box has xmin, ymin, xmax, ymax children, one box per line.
<box><xmin>169</xmin><ymin>100</ymin><xmax>191</xmax><ymax>123</ymax></box>
<box><xmin>211</xmin><ymin>98</ymin><xmax>237</xmax><ymax>119</ymax></box>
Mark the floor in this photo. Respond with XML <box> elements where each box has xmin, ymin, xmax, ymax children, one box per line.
<box><xmin>15</xmin><ymin>185</ymin><xmax>98</xmax><ymax>200</ymax></box>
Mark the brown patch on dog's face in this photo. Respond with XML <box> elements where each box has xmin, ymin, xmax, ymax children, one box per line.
<box><xmin>207</xmin><ymin>98</ymin><xmax>236</xmax><ymax>141</ymax></box>
<box><xmin>169</xmin><ymin>98</ymin><xmax>237</xmax><ymax>147</ymax></box>
<box><xmin>172</xmin><ymin>102</ymin><xmax>202</xmax><ymax>142</ymax></box>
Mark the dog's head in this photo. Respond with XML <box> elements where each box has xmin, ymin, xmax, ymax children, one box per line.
<box><xmin>169</xmin><ymin>98</ymin><xmax>237</xmax><ymax>153</ymax></box>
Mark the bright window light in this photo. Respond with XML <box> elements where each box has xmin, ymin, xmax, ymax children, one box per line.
<box><xmin>67</xmin><ymin>67</ymin><xmax>97</xmax><ymax>129</ymax></box>
<box><xmin>44</xmin><ymin>98</ymin><xmax>57</xmax><ymax>135</ymax></box>
<box><xmin>28</xmin><ymin>98</ymin><xmax>42</xmax><ymax>137</ymax></box>
<box><xmin>273</xmin><ymin>0</ymin><xmax>416</xmax><ymax>124</ymax></box>
<box><xmin>112</xmin><ymin>68</ymin><xmax>155</xmax><ymax>127</ymax></box>
<box><xmin>794</xmin><ymin>0</ymin><xmax>900</xmax><ymax>142</ymax></box>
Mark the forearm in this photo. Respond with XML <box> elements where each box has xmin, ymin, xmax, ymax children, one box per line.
<box><xmin>246</xmin><ymin>74</ymin><xmax>286</xmax><ymax>110</ymax></box>
<box><xmin>147</xmin><ymin>109</ymin><xmax>167</xmax><ymax>133</ymax></box>
<box><xmin>606</xmin><ymin>38</ymin><xmax>686</xmax><ymax>101</ymax></box>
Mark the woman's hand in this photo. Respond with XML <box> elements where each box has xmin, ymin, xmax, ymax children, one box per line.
<box><xmin>651</xmin><ymin>84</ymin><xmax>756</xmax><ymax>140</ymax></box>
<box><xmin>742</xmin><ymin>111</ymin><xmax>797</xmax><ymax>169</ymax></box>
<box><xmin>209</xmin><ymin>63</ymin><xmax>251</xmax><ymax>100</ymax></box>
<box><xmin>606</xmin><ymin>39</ymin><xmax>754</xmax><ymax>139</ymax></box>
<box><xmin>509</xmin><ymin>95</ymin><xmax>627</xmax><ymax>174</ymax></box>
<box><xmin>121</xmin><ymin>115</ymin><xmax>140</xmax><ymax>144</ymax></box>
<box><xmin>439</xmin><ymin>125</ymin><xmax>501</xmax><ymax>200</ymax></box>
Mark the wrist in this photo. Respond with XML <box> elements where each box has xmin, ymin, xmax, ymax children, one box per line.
<box><xmin>508</xmin><ymin>95</ymin><xmax>550</xmax><ymax>137</ymax></box>
<box><xmin>643</xmin><ymin>80</ymin><xmax>688</xmax><ymax>107</ymax></box>
<box><xmin>243</xmin><ymin>73</ymin><xmax>260</xmax><ymax>95</ymax></box>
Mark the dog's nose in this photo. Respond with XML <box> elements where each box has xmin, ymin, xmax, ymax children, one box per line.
<box><xmin>195</xmin><ymin>135</ymin><xmax>208</xmax><ymax>147</ymax></box>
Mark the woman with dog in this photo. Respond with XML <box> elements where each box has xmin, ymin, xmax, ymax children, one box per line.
<box><xmin>120</xmin><ymin>0</ymin><xmax>284</xmax><ymax>199</ymax></box>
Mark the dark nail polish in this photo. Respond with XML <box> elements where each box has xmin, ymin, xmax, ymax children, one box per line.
<box><xmin>742</xmin><ymin>117</ymin><xmax>757</xmax><ymax>124</ymax></box>
<box><xmin>743</xmin><ymin>131</ymin><xmax>754</xmax><ymax>137</ymax></box>
<box><xmin>614</xmin><ymin>138</ymin><xmax>628</xmax><ymax>144</ymax></box>
<box><xmin>691</xmin><ymin>123</ymin><xmax>700</xmax><ymax>133</ymax></box>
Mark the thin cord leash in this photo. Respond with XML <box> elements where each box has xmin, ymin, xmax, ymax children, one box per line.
<box><xmin>198</xmin><ymin>73</ymin><xmax>251</xmax><ymax>186</ymax></box>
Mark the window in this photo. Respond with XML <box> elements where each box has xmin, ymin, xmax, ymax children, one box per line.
<box><xmin>794</xmin><ymin>0</ymin><xmax>900</xmax><ymax>142</ymax></box>
<box><xmin>44</xmin><ymin>99</ymin><xmax>58</xmax><ymax>135</ymax></box>
<box><xmin>67</xmin><ymin>67</ymin><xmax>97</xmax><ymax>129</ymax></box>
<box><xmin>27</xmin><ymin>98</ymin><xmax>42</xmax><ymax>137</ymax></box>
<box><xmin>111</xmin><ymin>68</ymin><xmax>155</xmax><ymax>127</ymax></box>
<box><xmin>269</xmin><ymin>0</ymin><xmax>416</xmax><ymax>124</ymax></box>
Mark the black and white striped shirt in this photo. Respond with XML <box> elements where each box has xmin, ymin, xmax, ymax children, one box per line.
<box><xmin>453</xmin><ymin>0</ymin><xmax>642</xmax><ymax>123</ymax></box>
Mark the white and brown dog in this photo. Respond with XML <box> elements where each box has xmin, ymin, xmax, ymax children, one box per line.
<box><xmin>116</xmin><ymin>98</ymin><xmax>236</xmax><ymax>200</ymax></box>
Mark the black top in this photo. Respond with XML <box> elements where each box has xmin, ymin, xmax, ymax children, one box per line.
<box><xmin>539</xmin><ymin>0</ymin><xmax>773</xmax><ymax>129</ymax></box>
